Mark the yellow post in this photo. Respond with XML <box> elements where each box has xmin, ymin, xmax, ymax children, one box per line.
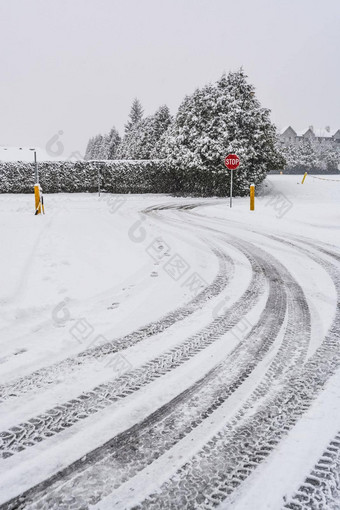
<box><xmin>250</xmin><ymin>184</ymin><xmax>255</xmax><ymax>211</ymax></box>
<box><xmin>302</xmin><ymin>172</ymin><xmax>307</xmax><ymax>184</ymax></box>
<box><xmin>34</xmin><ymin>185</ymin><xmax>42</xmax><ymax>215</ymax></box>
<box><xmin>280</xmin><ymin>171</ymin><xmax>283</xmax><ymax>175</ymax></box>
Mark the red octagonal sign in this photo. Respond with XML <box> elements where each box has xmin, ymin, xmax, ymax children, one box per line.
<box><xmin>225</xmin><ymin>154</ymin><xmax>240</xmax><ymax>170</ymax></box>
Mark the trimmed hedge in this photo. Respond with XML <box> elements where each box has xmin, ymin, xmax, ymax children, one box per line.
<box><xmin>0</xmin><ymin>160</ymin><xmax>168</xmax><ymax>194</ymax></box>
<box><xmin>0</xmin><ymin>159</ymin><xmax>261</xmax><ymax>196</ymax></box>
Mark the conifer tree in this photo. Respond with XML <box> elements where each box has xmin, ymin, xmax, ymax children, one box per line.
<box><xmin>322</xmin><ymin>144</ymin><xmax>340</xmax><ymax>171</ymax></box>
<box><xmin>117</xmin><ymin>104</ymin><xmax>172</xmax><ymax>160</ymax></box>
<box><xmin>158</xmin><ymin>69</ymin><xmax>284</xmax><ymax>194</ymax></box>
<box><xmin>282</xmin><ymin>138</ymin><xmax>340</xmax><ymax>172</ymax></box>
<box><xmin>107</xmin><ymin>127</ymin><xmax>121</xmax><ymax>159</ymax></box>
<box><xmin>153</xmin><ymin>105</ymin><xmax>172</xmax><ymax>140</ymax></box>
<box><xmin>84</xmin><ymin>137</ymin><xmax>95</xmax><ymax>160</ymax></box>
<box><xmin>91</xmin><ymin>134</ymin><xmax>105</xmax><ymax>159</ymax></box>
<box><xmin>125</xmin><ymin>98</ymin><xmax>144</xmax><ymax>134</ymax></box>
<box><xmin>295</xmin><ymin>139</ymin><xmax>317</xmax><ymax>169</ymax></box>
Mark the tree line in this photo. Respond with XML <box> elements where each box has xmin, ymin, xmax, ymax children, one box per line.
<box><xmin>84</xmin><ymin>100</ymin><xmax>172</xmax><ymax>160</ymax></box>
<box><xmin>84</xmin><ymin>70</ymin><xmax>340</xmax><ymax>176</ymax></box>
<box><xmin>281</xmin><ymin>139</ymin><xmax>340</xmax><ymax>173</ymax></box>
<box><xmin>84</xmin><ymin>69</ymin><xmax>285</xmax><ymax>190</ymax></box>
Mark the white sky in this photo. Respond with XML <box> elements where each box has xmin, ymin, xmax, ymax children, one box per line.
<box><xmin>1</xmin><ymin>0</ymin><xmax>339</xmax><ymax>158</ymax></box>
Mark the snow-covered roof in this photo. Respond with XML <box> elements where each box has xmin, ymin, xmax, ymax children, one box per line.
<box><xmin>312</xmin><ymin>128</ymin><xmax>334</xmax><ymax>138</ymax></box>
<box><xmin>0</xmin><ymin>146</ymin><xmax>62</xmax><ymax>162</ymax></box>
<box><xmin>295</xmin><ymin>128</ymin><xmax>314</xmax><ymax>137</ymax></box>
<box><xmin>294</xmin><ymin>128</ymin><xmax>338</xmax><ymax>138</ymax></box>
<box><xmin>280</xmin><ymin>126</ymin><xmax>297</xmax><ymax>135</ymax></box>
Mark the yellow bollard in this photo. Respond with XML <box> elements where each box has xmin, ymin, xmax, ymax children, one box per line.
<box><xmin>302</xmin><ymin>172</ymin><xmax>307</xmax><ymax>184</ymax></box>
<box><xmin>280</xmin><ymin>171</ymin><xmax>283</xmax><ymax>175</ymax></box>
<box><xmin>34</xmin><ymin>185</ymin><xmax>42</xmax><ymax>215</ymax></box>
<box><xmin>250</xmin><ymin>184</ymin><xmax>255</xmax><ymax>211</ymax></box>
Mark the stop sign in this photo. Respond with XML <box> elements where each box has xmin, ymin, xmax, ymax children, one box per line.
<box><xmin>225</xmin><ymin>154</ymin><xmax>240</xmax><ymax>170</ymax></box>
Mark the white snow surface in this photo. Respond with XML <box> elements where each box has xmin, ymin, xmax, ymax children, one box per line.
<box><xmin>0</xmin><ymin>174</ymin><xmax>340</xmax><ymax>509</ymax></box>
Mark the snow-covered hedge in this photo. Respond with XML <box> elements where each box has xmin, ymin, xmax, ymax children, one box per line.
<box><xmin>0</xmin><ymin>160</ymin><xmax>169</xmax><ymax>194</ymax></box>
<box><xmin>0</xmin><ymin>159</ymin><xmax>260</xmax><ymax>196</ymax></box>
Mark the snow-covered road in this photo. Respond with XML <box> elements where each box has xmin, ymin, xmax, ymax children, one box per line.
<box><xmin>0</xmin><ymin>175</ymin><xmax>340</xmax><ymax>509</ymax></box>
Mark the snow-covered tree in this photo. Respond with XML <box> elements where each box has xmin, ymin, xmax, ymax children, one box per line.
<box><xmin>150</xmin><ymin>105</ymin><xmax>173</xmax><ymax>158</ymax></box>
<box><xmin>84</xmin><ymin>137</ymin><xmax>95</xmax><ymax>160</ymax></box>
<box><xmin>117</xmin><ymin>104</ymin><xmax>172</xmax><ymax>160</ymax></box>
<box><xmin>157</xmin><ymin>69</ymin><xmax>284</xmax><ymax>194</ymax></box>
<box><xmin>282</xmin><ymin>139</ymin><xmax>340</xmax><ymax>172</ymax></box>
<box><xmin>88</xmin><ymin>135</ymin><xmax>99</xmax><ymax>159</ymax></box>
<box><xmin>322</xmin><ymin>144</ymin><xmax>340</xmax><ymax>171</ymax></box>
<box><xmin>92</xmin><ymin>134</ymin><xmax>105</xmax><ymax>159</ymax></box>
<box><xmin>153</xmin><ymin>105</ymin><xmax>172</xmax><ymax>142</ymax></box>
<box><xmin>84</xmin><ymin>127</ymin><xmax>121</xmax><ymax>160</ymax></box>
<box><xmin>107</xmin><ymin>126</ymin><xmax>121</xmax><ymax>159</ymax></box>
<box><xmin>296</xmin><ymin>139</ymin><xmax>317</xmax><ymax>169</ymax></box>
<box><xmin>125</xmin><ymin>98</ymin><xmax>144</xmax><ymax>134</ymax></box>
<box><xmin>84</xmin><ymin>134</ymin><xmax>102</xmax><ymax>159</ymax></box>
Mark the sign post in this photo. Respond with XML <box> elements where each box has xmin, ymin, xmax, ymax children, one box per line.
<box><xmin>224</xmin><ymin>154</ymin><xmax>240</xmax><ymax>208</ymax></box>
<box><xmin>230</xmin><ymin>169</ymin><xmax>233</xmax><ymax>208</ymax></box>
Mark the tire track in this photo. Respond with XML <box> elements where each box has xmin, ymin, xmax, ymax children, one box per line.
<box><xmin>2</xmin><ymin>206</ymin><xmax>336</xmax><ymax>510</ymax></box>
<box><xmin>0</xmin><ymin>238</ymin><xmax>310</xmax><ymax>510</ymax></box>
<box><xmin>134</xmin><ymin>240</ymin><xmax>340</xmax><ymax>510</ymax></box>
<box><xmin>0</xmin><ymin>241</ymin><xmax>264</xmax><ymax>459</ymax></box>
<box><xmin>284</xmin><ymin>430</ymin><xmax>340</xmax><ymax>510</ymax></box>
<box><xmin>0</xmin><ymin>245</ymin><xmax>230</xmax><ymax>403</ymax></box>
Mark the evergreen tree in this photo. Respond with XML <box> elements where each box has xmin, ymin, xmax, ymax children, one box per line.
<box><xmin>101</xmin><ymin>134</ymin><xmax>112</xmax><ymax>159</ymax></box>
<box><xmin>90</xmin><ymin>134</ymin><xmax>105</xmax><ymax>159</ymax></box>
<box><xmin>295</xmin><ymin>139</ymin><xmax>317</xmax><ymax>169</ymax></box>
<box><xmin>281</xmin><ymin>143</ymin><xmax>298</xmax><ymax>169</ymax></box>
<box><xmin>117</xmin><ymin>104</ymin><xmax>172</xmax><ymax>160</ymax></box>
<box><xmin>84</xmin><ymin>128</ymin><xmax>121</xmax><ymax>160</ymax></box>
<box><xmin>322</xmin><ymin>144</ymin><xmax>340</xmax><ymax>171</ymax></box>
<box><xmin>282</xmin><ymin>138</ymin><xmax>340</xmax><ymax>172</ymax></box>
<box><xmin>153</xmin><ymin>105</ymin><xmax>172</xmax><ymax>140</ymax></box>
<box><xmin>125</xmin><ymin>98</ymin><xmax>144</xmax><ymax>134</ymax></box>
<box><xmin>150</xmin><ymin>105</ymin><xmax>173</xmax><ymax>157</ymax></box>
<box><xmin>84</xmin><ymin>137</ymin><xmax>95</xmax><ymax>160</ymax></box>
<box><xmin>158</xmin><ymin>69</ymin><xmax>284</xmax><ymax>194</ymax></box>
<box><xmin>107</xmin><ymin>127</ymin><xmax>121</xmax><ymax>159</ymax></box>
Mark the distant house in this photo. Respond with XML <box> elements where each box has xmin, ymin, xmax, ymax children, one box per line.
<box><xmin>333</xmin><ymin>129</ymin><xmax>340</xmax><ymax>143</ymax></box>
<box><xmin>279</xmin><ymin>126</ymin><xmax>298</xmax><ymax>144</ymax></box>
<box><xmin>296</xmin><ymin>127</ymin><xmax>315</xmax><ymax>140</ymax></box>
<box><xmin>279</xmin><ymin>126</ymin><xmax>340</xmax><ymax>146</ymax></box>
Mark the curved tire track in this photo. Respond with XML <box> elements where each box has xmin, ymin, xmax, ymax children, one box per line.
<box><xmin>0</xmin><ymin>239</ymin><xmax>266</xmax><ymax>459</ymax></box>
<box><xmin>0</xmin><ymin>238</ymin><xmax>310</xmax><ymax>510</ymax></box>
<box><xmin>134</xmin><ymin>238</ymin><xmax>340</xmax><ymax>510</ymax></box>
<box><xmin>284</xmin><ymin>430</ymin><xmax>340</xmax><ymax>510</ymax></box>
<box><xmin>0</xmin><ymin>245</ymin><xmax>231</xmax><ymax>403</ymax></box>
<box><xmin>2</xmin><ymin>206</ymin><xmax>338</xmax><ymax>510</ymax></box>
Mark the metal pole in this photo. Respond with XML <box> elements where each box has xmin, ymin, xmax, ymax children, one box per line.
<box><xmin>230</xmin><ymin>169</ymin><xmax>233</xmax><ymax>208</ymax></box>
<box><xmin>98</xmin><ymin>167</ymin><xmax>101</xmax><ymax>197</ymax></box>
<box><xmin>34</xmin><ymin>151</ymin><xmax>38</xmax><ymax>184</ymax></box>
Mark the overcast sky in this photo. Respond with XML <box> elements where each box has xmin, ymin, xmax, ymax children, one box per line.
<box><xmin>1</xmin><ymin>0</ymin><xmax>339</xmax><ymax>158</ymax></box>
